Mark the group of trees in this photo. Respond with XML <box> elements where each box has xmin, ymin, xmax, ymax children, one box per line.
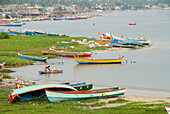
<box><xmin>0</xmin><ymin>0</ymin><xmax>169</xmax><ymax>11</ymax></box>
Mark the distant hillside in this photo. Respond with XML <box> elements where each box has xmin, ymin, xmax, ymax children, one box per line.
<box><xmin>0</xmin><ymin>0</ymin><xmax>169</xmax><ymax>9</ymax></box>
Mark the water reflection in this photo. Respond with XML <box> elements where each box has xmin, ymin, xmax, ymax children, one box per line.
<box><xmin>74</xmin><ymin>63</ymin><xmax>123</xmax><ymax>70</ymax></box>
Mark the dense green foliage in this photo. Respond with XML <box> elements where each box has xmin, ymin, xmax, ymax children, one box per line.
<box><xmin>0</xmin><ymin>32</ymin><xmax>10</xmax><ymax>39</ymax></box>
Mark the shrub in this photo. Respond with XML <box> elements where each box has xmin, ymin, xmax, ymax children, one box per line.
<box><xmin>0</xmin><ymin>32</ymin><xmax>9</xmax><ymax>39</ymax></box>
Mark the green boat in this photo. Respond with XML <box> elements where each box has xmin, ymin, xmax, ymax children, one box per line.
<box><xmin>62</xmin><ymin>82</ymin><xmax>93</xmax><ymax>91</ymax></box>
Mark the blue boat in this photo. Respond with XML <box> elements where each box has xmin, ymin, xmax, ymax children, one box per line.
<box><xmin>4</xmin><ymin>24</ymin><xmax>22</xmax><ymax>27</ymax></box>
<box><xmin>18</xmin><ymin>53</ymin><xmax>47</xmax><ymax>61</ymax></box>
<box><xmin>7</xmin><ymin>83</ymin><xmax>77</xmax><ymax>104</ymax></box>
<box><xmin>39</xmin><ymin>69</ymin><xmax>63</xmax><ymax>74</ymax></box>
<box><xmin>93</xmin><ymin>37</ymin><xmax>120</xmax><ymax>45</ymax></box>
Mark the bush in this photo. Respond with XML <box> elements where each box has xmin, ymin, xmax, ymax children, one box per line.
<box><xmin>0</xmin><ymin>32</ymin><xmax>9</xmax><ymax>39</ymax></box>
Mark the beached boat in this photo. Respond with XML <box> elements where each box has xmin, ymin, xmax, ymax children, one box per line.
<box><xmin>118</xmin><ymin>42</ymin><xmax>145</xmax><ymax>48</ymax></box>
<box><xmin>15</xmin><ymin>83</ymin><xmax>28</xmax><ymax>89</ymax></box>
<box><xmin>73</xmin><ymin>55</ymin><xmax>125</xmax><ymax>64</ymax></box>
<box><xmin>7</xmin><ymin>83</ymin><xmax>77</xmax><ymax>104</ymax></box>
<box><xmin>42</xmin><ymin>50</ymin><xmax>93</xmax><ymax>57</ymax></box>
<box><xmin>0</xmin><ymin>61</ymin><xmax>5</xmax><ymax>68</ymax></box>
<box><xmin>0</xmin><ymin>74</ymin><xmax>3</xmax><ymax>81</ymax></box>
<box><xmin>164</xmin><ymin>106</ymin><xmax>170</xmax><ymax>114</ymax></box>
<box><xmin>4</xmin><ymin>23</ymin><xmax>22</xmax><ymax>27</ymax></box>
<box><xmin>18</xmin><ymin>53</ymin><xmax>47</xmax><ymax>61</ymax></box>
<box><xmin>33</xmin><ymin>30</ymin><xmax>46</xmax><ymax>35</ymax></box>
<box><xmin>98</xmin><ymin>32</ymin><xmax>112</xmax><ymax>40</ymax></box>
<box><xmin>62</xmin><ymin>82</ymin><xmax>93</xmax><ymax>91</ymax></box>
<box><xmin>33</xmin><ymin>30</ymin><xmax>65</xmax><ymax>37</ymax></box>
<box><xmin>53</xmin><ymin>17</ymin><xmax>63</xmax><ymax>20</ymax></box>
<box><xmin>129</xmin><ymin>23</ymin><xmax>136</xmax><ymax>25</ymax></box>
<box><xmin>132</xmin><ymin>39</ymin><xmax>151</xmax><ymax>45</ymax></box>
<box><xmin>16</xmin><ymin>82</ymin><xmax>93</xmax><ymax>91</ymax></box>
<box><xmin>46</xmin><ymin>33</ymin><xmax>60</xmax><ymax>37</ymax></box>
<box><xmin>45</xmin><ymin>86</ymin><xmax>125</xmax><ymax>103</ymax></box>
<box><xmin>39</xmin><ymin>69</ymin><xmax>63</xmax><ymax>74</ymax></box>
<box><xmin>93</xmin><ymin>37</ymin><xmax>119</xmax><ymax>45</ymax></box>
<box><xmin>8</xmin><ymin>29</ymin><xmax>25</xmax><ymax>35</ymax></box>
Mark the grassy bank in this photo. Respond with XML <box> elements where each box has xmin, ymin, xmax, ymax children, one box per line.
<box><xmin>0</xmin><ymin>89</ymin><xmax>169</xmax><ymax>113</ymax></box>
<box><xmin>0</xmin><ymin>35</ymin><xmax>104</xmax><ymax>67</ymax></box>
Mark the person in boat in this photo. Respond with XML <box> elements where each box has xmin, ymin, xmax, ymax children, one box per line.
<box><xmin>44</xmin><ymin>66</ymin><xmax>51</xmax><ymax>71</ymax></box>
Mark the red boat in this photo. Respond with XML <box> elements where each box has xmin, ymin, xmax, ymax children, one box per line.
<box><xmin>42</xmin><ymin>48</ymin><xmax>93</xmax><ymax>57</ymax></box>
<box><xmin>129</xmin><ymin>23</ymin><xmax>136</xmax><ymax>25</ymax></box>
<box><xmin>98</xmin><ymin>32</ymin><xmax>111</xmax><ymax>40</ymax></box>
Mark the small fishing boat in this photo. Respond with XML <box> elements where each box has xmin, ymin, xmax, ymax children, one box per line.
<box><xmin>0</xmin><ymin>74</ymin><xmax>3</xmax><ymax>81</ymax></box>
<box><xmin>134</xmin><ymin>39</ymin><xmax>151</xmax><ymax>45</ymax></box>
<box><xmin>33</xmin><ymin>30</ymin><xmax>65</xmax><ymax>37</ymax></box>
<box><xmin>98</xmin><ymin>32</ymin><xmax>112</xmax><ymax>40</ymax></box>
<box><xmin>93</xmin><ymin>37</ymin><xmax>119</xmax><ymax>45</ymax></box>
<box><xmin>164</xmin><ymin>106</ymin><xmax>170</xmax><ymax>114</ymax></box>
<box><xmin>53</xmin><ymin>17</ymin><xmax>63</xmax><ymax>20</ymax></box>
<box><xmin>73</xmin><ymin>55</ymin><xmax>125</xmax><ymax>64</ymax></box>
<box><xmin>15</xmin><ymin>83</ymin><xmax>28</xmax><ymax>89</ymax></box>
<box><xmin>16</xmin><ymin>82</ymin><xmax>93</xmax><ymax>91</ymax></box>
<box><xmin>7</xmin><ymin>83</ymin><xmax>77</xmax><ymax>104</ymax></box>
<box><xmin>62</xmin><ymin>82</ymin><xmax>93</xmax><ymax>91</ymax></box>
<box><xmin>118</xmin><ymin>42</ymin><xmax>145</xmax><ymax>48</ymax></box>
<box><xmin>4</xmin><ymin>23</ymin><xmax>22</xmax><ymax>27</ymax></box>
<box><xmin>18</xmin><ymin>53</ymin><xmax>47</xmax><ymax>61</ymax></box>
<box><xmin>8</xmin><ymin>29</ymin><xmax>25</xmax><ymax>35</ymax></box>
<box><xmin>129</xmin><ymin>23</ymin><xmax>136</xmax><ymax>25</ymax></box>
<box><xmin>39</xmin><ymin>69</ymin><xmax>63</xmax><ymax>74</ymax></box>
<box><xmin>0</xmin><ymin>61</ymin><xmax>5</xmax><ymax>68</ymax></box>
<box><xmin>45</xmin><ymin>86</ymin><xmax>125</xmax><ymax>103</ymax></box>
<box><xmin>33</xmin><ymin>30</ymin><xmax>46</xmax><ymax>35</ymax></box>
<box><xmin>43</xmin><ymin>49</ymin><xmax>93</xmax><ymax>57</ymax></box>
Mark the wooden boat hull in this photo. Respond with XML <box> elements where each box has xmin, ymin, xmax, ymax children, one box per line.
<box><xmin>165</xmin><ymin>106</ymin><xmax>170</xmax><ymax>113</ymax></box>
<box><xmin>16</xmin><ymin>82</ymin><xmax>93</xmax><ymax>91</ymax></box>
<box><xmin>0</xmin><ymin>61</ymin><xmax>5</xmax><ymax>68</ymax></box>
<box><xmin>8</xmin><ymin>30</ymin><xmax>25</xmax><ymax>35</ymax></box>
<box><xmin>93</xmin><ymin>37</ymin><xmax>119</xmax><ymax>45</ymax></box>
<box><xmin>42</xmin><ymin>51</ymin><xmax>93</xmax><ymax>57</ymax></box>
<box><xmin>63</xmin><ymin>82</ymin><xmax>93</xmax><ymax>91</ymax></box>
<box><xmin>73</xmin><ymin>55</ymin><xmax>125</xmax><ymax>64</ymax></box>
<box><xmin>129</xmin><ymin>23</ymin><xmax>136</xmax><ymax>25</ymax></box>
<box><xmin>138</xmin><ymin>40</ymin><xmax>151</xmax><ymax>45</ymax></box>
<box><xmin>4</xmin><ymin>24</ymin><xmax>22</xmax><ymax>27</ymax></box>
<box><xmin>45</xmin><ymin>88</ymin><xmax>125</xmax><ymax>103</ymax></box>
<box><xmin>7</xmin><ymin>84</ymin><xmax>77</xmax><ymax>104</ymax></box>
<box><xmin>39</xmin><ymin>70</ymin><xmax>63</xmax><ymax>74</ymax></box>
<box><xmin>18</xmin><ymin>53</ymin><xmax>47</xmax><ymax>61</ymax></box>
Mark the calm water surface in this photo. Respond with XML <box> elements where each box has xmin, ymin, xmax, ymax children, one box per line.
<box><xmin>2</xmin><ymin>10</ymin><xmax>170</xmax><ymax>98</ymax></box>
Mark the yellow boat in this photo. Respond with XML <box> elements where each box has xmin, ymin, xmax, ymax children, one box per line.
<box><xmin>73</xmin><ymin>55</ymin><xmax>125</xmax><ymax>64</ymax></box>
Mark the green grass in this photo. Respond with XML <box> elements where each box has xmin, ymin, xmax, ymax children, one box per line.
<box><xmin>0</xmin><ymin>35</ymin><xmax>105</xmax><ymax>67</ymax></box>
<box><xmin>90</xmin><ymin>102</ymin><xmax>106</xmax><ymax>107</ymax></box>
<box><xmin>108</xmin><ymin>99</ymin><xmax>129</xmax><ymax>104</ymax></box>
<box><xmin>0</xmin><ymin>89</ymin><xmax>169</xmax><ymax>113</ymax></box>
<box><xmin>0</xmin><ymin>69</ymin><xmax>15</xmax><ymax>73</ymax></box>
<box><xmin>1</xmin><ymin>73</ymin><xmax>13</xmax><ymax>79</ymax></box>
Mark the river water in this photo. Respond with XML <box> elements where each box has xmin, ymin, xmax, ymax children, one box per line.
<box><xmin>1</xmin><ymin>10</ymin><xmax>170</xmax><ymax>98</ymax></box>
